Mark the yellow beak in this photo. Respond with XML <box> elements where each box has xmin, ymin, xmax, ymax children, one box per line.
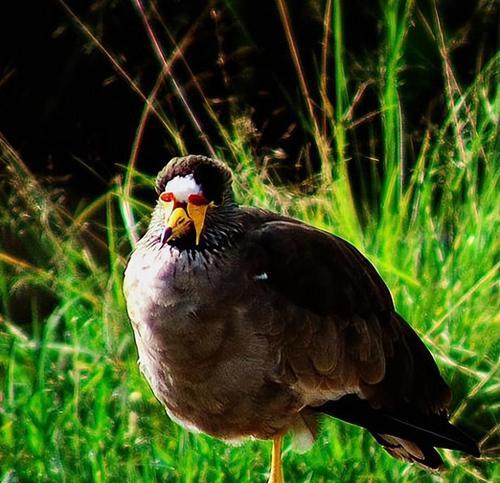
<box><xmin>161</xmin><ymin>201</ymin><xmax>210</xmax><ymax>246</ymax></box>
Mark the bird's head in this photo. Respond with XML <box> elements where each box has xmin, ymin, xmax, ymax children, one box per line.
<box><xmin>153</xmin><ymin>155</ymin><xmax>235</xmax><ymax>247</ymax></box>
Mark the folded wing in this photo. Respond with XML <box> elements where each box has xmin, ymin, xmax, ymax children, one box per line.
<box><xmin>245</xmin><ymin>219</ymin><xmax>478</xmax><ymax>467</ymax></box>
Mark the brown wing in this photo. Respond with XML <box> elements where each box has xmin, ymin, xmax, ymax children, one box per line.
<box><xmin>245</xmin><ymin>219</ymin><xmax>451</xmax><ymax>414</ymax></box>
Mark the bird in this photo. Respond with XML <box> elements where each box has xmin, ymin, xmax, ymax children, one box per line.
<box><xmin>123</xmin><ymin>155</ymin><xmax>479</xmax><ymax>482</ymax></box>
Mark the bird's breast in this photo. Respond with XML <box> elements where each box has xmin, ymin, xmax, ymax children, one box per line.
<box><xmin>124</xmin><ymin>242</ymin><xmax>304</xmax><ymax>440</ymax></box>
<box><xmin>124</xmin><ymin>244</ymin><xmax>227</xmax><ymax>351</ymax></box>
<box><xmin>125</xmin><ymin>247</ymin><xmax>264</xmax><ymax>379</ymax></box>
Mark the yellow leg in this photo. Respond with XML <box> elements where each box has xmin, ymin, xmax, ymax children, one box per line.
<box><xmin>268</xmin><ymin>436</ymin><xmax>285</xmax><ymax>483</ymax></box>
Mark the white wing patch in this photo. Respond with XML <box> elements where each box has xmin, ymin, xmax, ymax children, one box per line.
<box><xmin>253</xmin><ymin>272</ymin><xmax>269</xmax><ymax>281</ymax></box>
<box><xmin>164</xmin><ymin>174</ymin><xmax>202</xmax><ymax>202</ymax></box>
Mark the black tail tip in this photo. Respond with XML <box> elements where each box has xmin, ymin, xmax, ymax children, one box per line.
<box><xmin>447</xmin><ymin>426</ymin><xmax>481</xmax><ymax>458</ymax></box>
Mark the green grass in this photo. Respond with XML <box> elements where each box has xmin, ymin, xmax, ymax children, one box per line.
<box><xmin>0</xmin><ymin>2</ymin><xmax>499</xmax><ymax>482</ymax></box>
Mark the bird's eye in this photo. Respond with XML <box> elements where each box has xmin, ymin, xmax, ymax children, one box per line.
<box><xmin>187</xmin><ymin>193</ymin><xmax>208</xmax><ymax>206</ymax></box>
<box><xmin>160</xmin><ymin>192</ymin><xmax>175</xmax><ymax>203</ymax></box>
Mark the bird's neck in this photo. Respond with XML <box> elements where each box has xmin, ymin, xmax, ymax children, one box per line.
<box><xmin>202</xmin><ymin>204</ymin><xmax>244</xmax><ymax>250</ymax></box>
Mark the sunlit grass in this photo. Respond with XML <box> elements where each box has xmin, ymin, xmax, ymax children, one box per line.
<box><xmin>0</xmin><ymin>1</ymin><xmax>499</xmax><ymax>482</ymax></box>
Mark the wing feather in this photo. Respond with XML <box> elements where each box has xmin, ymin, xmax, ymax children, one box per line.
<box><xmin>244</xmin><ymin>218</ymin><xmax>450</xmax><ymax>413</ymax></box>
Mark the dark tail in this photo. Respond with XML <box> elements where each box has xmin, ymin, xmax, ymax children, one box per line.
<box><xmin>316</xmin><ymin>395</ymin><xmax>480</xmax><ymax>469</ymax></box>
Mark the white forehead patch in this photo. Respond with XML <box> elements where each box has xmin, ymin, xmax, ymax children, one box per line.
<box><xmin>164</xmin><ymin>174</ymin><xmax>202</xmax><ymax>202</ymax></box>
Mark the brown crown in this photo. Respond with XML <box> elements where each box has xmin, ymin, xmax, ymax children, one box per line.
<box><xmin>155</xmin><ymin>155</ymin><xmax>233</xmax><ymax>205</ymax></box>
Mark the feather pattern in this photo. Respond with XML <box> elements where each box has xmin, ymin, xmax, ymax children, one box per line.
<box><xmin>124</xmin><ymin>156</ymin><xmax>480</xmax><ymax>471</ymax></box>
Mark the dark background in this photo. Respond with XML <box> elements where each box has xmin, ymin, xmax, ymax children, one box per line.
<box><xmin>0</xmin><ymin>0</ymin><xmax>497</xmax><ymax>199</ymax></box>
